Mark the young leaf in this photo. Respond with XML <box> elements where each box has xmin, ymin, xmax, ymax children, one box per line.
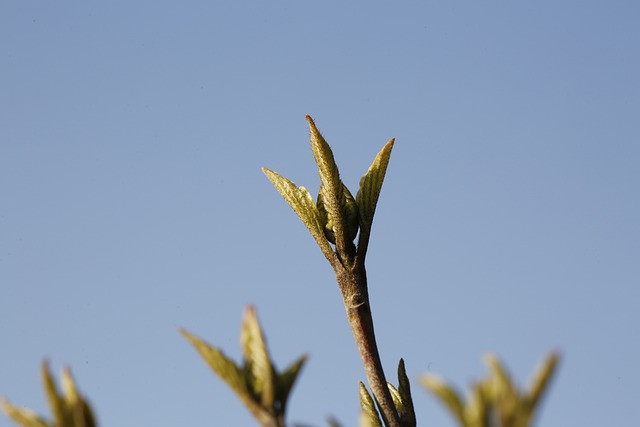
<box><xmin>61</xmin><ymin>369</ymin><xmax>96</xmax><ymax>427</ymax></box>
<box><xmin>527</xmin><ymin>352</ymin><xmax>559</xmax><ymax>410</ymax></box>
<box><xmin>42</xmin><ymin>362</ymin><xmax>69</xmax><ymax>427</ymax></box>
<box><xmin>397</xmin><ymin>359</ymin><xmax>416</xmax><ymax>427</ymax></box>
<box><xmin>307</xmin><ymin>115</ymin><xmax>343</xmax><ymax>218</ymax></box>
<box><xmin>241</xmin><ymin>306</ymin><xmax>276</xmax><ymax>408</ymax></box>
<box><xmin>0</xmin><ymin>400</ymin><xmax>49</xmax><ymax>427</ymax></box>
<box><xmin>306</xmin><ymin>115</ymin><xmax>354</xmax><ymax>256</ymax></box>
<box><xmin>180</xmin><ymin>329</ymin><xmax>261</xmax><ymax>417</ymax></box>
<box><xmin>317</xmin><ymin>183</ymin><xmax>359</xmax><ymax>244</ymax></box>
<box><xmin>464</xmin><ymin>385</ymin><xmax>489</xmax><ymax>427</ymax></box>
<box><xmin>421</xmin><ymin>375</ymin><xmax>466</xmax><ymax>427</ymax></box>
<box><xmin>262</xmin><ymin>168</ymin><xmax>335</xmax><ymax>263</ymax></box>
<box><xmin>358</xmin><ymin>382</ymin><xmax>382</xmax><ymax>427</ymax></box>
<box><xmin>356</xmin><ymin>138</ymin><xmax>394</xmax><ymax>233</ymax></box>
<box><xmin>386</xmin><ymin>383</ymin><xmax>403</xmax><ymax>416</ymax></box>
<box><xmin>276</xmin><ymin>354</ymin><xmax>308</xmax><ymax>409</ymax></box>
<box><xmin>355</xmin><ymin>138</ymin><xmax>394</xmax><ymax>261</ymax></box>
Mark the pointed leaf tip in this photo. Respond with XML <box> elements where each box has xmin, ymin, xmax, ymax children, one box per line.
<box><xmin>357</xmin><ymin>138</ymin><xmax>394</xmax><ymax>231</ymax></box>
<box><xmin>241</xmin><ymin>305</ymin><xmax>276</xmax><ymax>408</ymax></box>
<box><xmin>359</xmin><ymin>382</ymin><xmax>382</xmax><ymax>427</ymax></box>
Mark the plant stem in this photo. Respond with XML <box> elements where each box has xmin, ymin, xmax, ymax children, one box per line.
<box><xmin>336</xmin><ymin>265</ymin><xmax>401</xmax><ymax>427</ymax></box>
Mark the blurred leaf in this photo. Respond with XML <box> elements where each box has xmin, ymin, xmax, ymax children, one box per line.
<box><xmin>424</xmin><ymin>352</ymin><xmax>560</xmax><ymax>427</ymax></box>
<box><xmin>61</xmin><ymin>369</ymin><xmax>96</xmax><ymax>427</ymax></box>
<box><xmin>464</xmin><ymin>384</ymin><xmax>489</xmax><ymax>427</ymax></box>
<box><xmin>181</xmin><ymin>329</ymin><xmax>262</xmax><ymax>417</ymax></box>
<box><xmin>521</xmin><ymin>352</ymin><xmax>560</xmax><ymax>426</ymax></box>
<box><xmin>526</xmin><ymin>352</ymin><xmax>559</xmax><ymax>411</ymax></box>
<box><xmin>276</xmin><ymin>354</ymin><xmax>308</xmax><ymax>409</ymax></box>
<box><xmin>0</xmin><ymin>400</ymin><xmax>49</xmax><ymax>427</ymax></box>
<box><xmin>42</xmin><ymin>361</ymin><xmax>68</xmax><ymax>427</ymax></box>
<box><xmin>358</xmin><ymin>382</ymin><xmax>382</xmax><ymax>427</ymax></box>
<box><xmin>241</xmin><ymin>306</ymin><xmax>276</xmax><ymax>408</ymax></box>
<box><xmin>421</xmin><ymin>375</ymin><xmax>466</xmax><ymax>427</ymax></box>
<box><xmin>2</xmin><ymin>362</ymin><xmax>97</xmax><ymax>427</ymax></box>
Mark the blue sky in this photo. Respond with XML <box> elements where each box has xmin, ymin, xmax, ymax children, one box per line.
<box><xmin>1</xmin><ymin>1</ymin><xmax>638</xmax><ymax>426</ymax></box>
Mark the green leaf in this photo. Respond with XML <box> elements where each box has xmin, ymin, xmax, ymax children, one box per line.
<box><xmin>397</xmin><ymin>359</ymin><xmax>416</xmax><ymax>427</ymax></box>
<box><xmin>521</xmin><ymin>352</ymin><xmax>560</xmax><ymax>425</ymax></box>
<box><xmin>61</xmin><ymin>368</ymin><xmax>97</xmax><ymax>427</ymax></box>
<box><xmin>262</xmin><ymin>168</ymin><xmax>335</xmax><ymax>262</ymax></box>
<box><xmin>464</xmin><ymin>384</ymin><xmax>489</xmax><ymax>427</ymax></box>
<box><xmin>42</xmin><ymin>361</ymin><xmax>69</xmax><ymax>427</ymax></box>
<box><xmin>307</xmin><ymin>115</ymin><xmax>343</xmax><ymax>220</ymax></box>
<box><xmin>356</xmin><ymin>138</ymin><xmax>394</xmax><ymax>234</ymax></box>
<box><xmin>421</xmin><ymin>374</ymin><xmax>467</xmax><ymax>427</ymax></box>
<box><xmin>387</xmin><ymin>383</ymin><xmax>403</xmax><ymax>416</ymax></box>
<box><xmin>241</xmin><ymin>306</ymin><xmax>276</xmax><ymax>408</ymax></box>
<box><xmin>527</xmin><ymin>352</ymin><xmax>559</xmax><ymax>412</ymax></box>
<box><xmin>307</xmin><ymin>115</ymin><xmax>354</xmax><ymax>255</ymax></box>
<box><xmin>0</xmin><ymin>399</ymin><xmax>50</xmax><ymax>427</ymax></box>
<box><xmin>180</xmin><ymin>329</ymin><xmax>262</xmax><ymax>418</ymax></box>
<box><xmin>276</xmin><ymin>354</ymin><xmax>308</xmax><ymax>409</ymax></box>
<box><xmin>358</xmin><ymin>382</ymin><xmax>382</xmax><ymax>427</ymax></box>
<box><xmin>317</xmin><ymin>183</ymin><xmax>359</xmax><ymax>245</ymax></box>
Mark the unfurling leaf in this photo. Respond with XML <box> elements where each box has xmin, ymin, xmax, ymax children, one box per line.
<box><xmin>317</xmin><ymin>183</ymin><xmax>359</xmax><ymax>244</ymax></box>
<box><xmin>358</xmin><ymin>382</ymin><xmax>382</xmax><ymax>427</ymax></box>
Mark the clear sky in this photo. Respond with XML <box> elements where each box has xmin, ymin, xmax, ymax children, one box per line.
<box><xmin>1</xmin><ymin>2</ymin><xmax>638</xmax><ymax>426</ymax></box>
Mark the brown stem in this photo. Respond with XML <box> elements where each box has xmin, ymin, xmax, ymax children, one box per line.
<box><xmin>336</xmin><ymin>266</ymin><xmax>401</xmax><ymax>427</ymax></box>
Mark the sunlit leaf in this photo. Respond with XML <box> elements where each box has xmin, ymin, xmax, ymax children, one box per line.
<box><xmin>464</xmin><ymin>384</ymin><xmax>489</xmax><ymax>427</ymax></box>
<box><xmin>527</xmin><ymin>352</ymin><xmax>559</xmax><ymax>411</ymax></box>
<box><xmin>0</xmin><ymin>399</ymin><xmax>49</xmax><ymax>427</ymax></box>
<box><xmin>42</xmin><ymin>361</ymin><xmax>68</xmax><ymax>427</ymax></box>
<box><xmin>387</xmin><ymin>383</ymin><xmax>403</xmax><ymax>415</ymax></box>
<box><xmin>356</xmin><ymin>138</ymin><xmax>394</xmax><ymax>234</ymax></box>
<box><xmin>421</xmin><ymin>374</ymin><xmax>466</xmax><ymax>426</ymax></box>
<box><xmin>307</xmin><ymin>115</ymin><xmax>355</xmax><ymax>255</ymax></box>
<box><xmin>60</xmin><ymin>368</ymin><xmax>96</xmax><ymax>427</ymax></box>
<box><xmin>241</xmin><ymin>306</ymin><xmax>276</xmax><ymax>408</ymax></box>
<box><xmin>180</xmin><ymin>329</ymin><xmax>261</xmax><ymax>417</ymax></box>
<box><xmin>262</xmin><ymin>168</ymin><xmax>335</xmax><ymax>262</ymax></box>
<box><xmin>276</xmin><ymin>354</ymin><xmax>308</xmax><ymax>408</ymax></box>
